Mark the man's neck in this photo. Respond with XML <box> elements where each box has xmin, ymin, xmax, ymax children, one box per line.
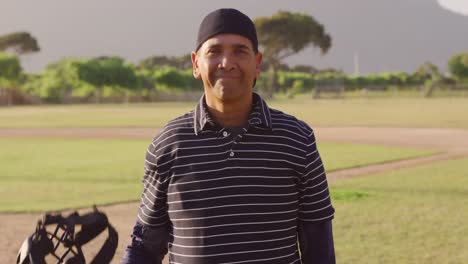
<box><xmin>205</xmin><ymin>95</ymin><xmax>252</xmax><ymax>128</ymax></box>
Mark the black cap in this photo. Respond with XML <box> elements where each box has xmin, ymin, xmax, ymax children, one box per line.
<box><xmin>196</xmin><ymin>8</ymin><xmax>258</xmax><ymax>53</ymax></box>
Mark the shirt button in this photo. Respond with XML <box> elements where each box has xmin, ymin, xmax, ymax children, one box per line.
<box><xmin>229</xmin><ymin>151</ymin><xmax>235</xmax><ymax>157</ymax></box>
<box><xmin>222</xmin><ymin>131</ymin><xmax>228</xmax><ymax>137</ymax></box>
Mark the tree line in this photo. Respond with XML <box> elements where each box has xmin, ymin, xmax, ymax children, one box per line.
<box><xmin>1</xmin><ymin>11</ymin><xmax>468</xmax><ymax>105</ymax></box>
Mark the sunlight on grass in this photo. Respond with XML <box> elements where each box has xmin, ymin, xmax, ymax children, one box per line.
<box><xmin>330</xmin><ymin>157</ymin><xmax>468</xmax><ymax>263</ymax></box>
<box><xmin>0</xmin><ymin>138</ymin><xmax>436</xmax><ymax>212</ymax></box>
<box><xmin>318</xmin><ymin>142</ymin><xmax>438</xmax><ymax>172</ymax></box>
<box><xmin>331</xmin><ymin>189</ymin><xmax>371</xmax><ymax>202</ymax></box>
<box><xmin>1</xmin><ymin>97</ymin><xmax>468</xmax><ymax>128</ymax></box>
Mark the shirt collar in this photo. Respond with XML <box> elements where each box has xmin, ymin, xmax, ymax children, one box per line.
<box><xmin>193</xmin><ymin>92</ymin><xmax>272</xmax><ymax>135</ymax></box>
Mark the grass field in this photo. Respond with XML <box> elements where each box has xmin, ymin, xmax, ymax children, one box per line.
<box><xmin>1</xmin><ymin>97</ymin><xmax>466</xmax><ymax>263</ymax></box>
<box><xmin>318</xmin><ymin>142</ymin><xmax>439</xmax><ymax>172</ymax></box>
<box><xmin>0</xmin><ymin>138</ymin><xmax>146</xmax><ymax>212</ymax></box>
<box><xmin>1</xmin><ymin>97</ymin><xmax>468</xmax><ymax>128</ymax></box>
<box><xmin>0</xmin><ymin>138</ymin><xmax>437</xmax><ymax>212</ymax></box>
<box><xmin>331</xmin><ymin>157</ymin><xmax>468</xmax><ymax>263</ymax></box>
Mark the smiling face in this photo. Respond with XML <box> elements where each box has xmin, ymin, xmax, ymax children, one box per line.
<box><xmin>192</xmin><ymin>34</ymin><xmax>262</xmax><ymax>105</ymax></box>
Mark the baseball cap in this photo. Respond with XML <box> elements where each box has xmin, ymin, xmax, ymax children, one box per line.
<box><xmin>196</xmin><ymin>8</ymin><xmax>258</xmax><ymax>53</ymax></box>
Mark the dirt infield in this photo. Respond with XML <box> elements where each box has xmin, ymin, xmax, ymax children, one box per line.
<box><xmin>1</xmin><ymin>126</ymin><xmax>468</xmax><ymax>263</ymax></box>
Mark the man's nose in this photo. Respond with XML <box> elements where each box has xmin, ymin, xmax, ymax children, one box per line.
<box><xmin>218</xmin><ymin>53</ymin><xmax>236</xmax><ymax>70</ymax></box>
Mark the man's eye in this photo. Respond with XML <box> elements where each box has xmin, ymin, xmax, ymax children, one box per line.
<box><xmin>207</xmin><ymin>49</ymin><xmax>220</xmax><ymax>54</ymax></box>
<box><xmin>235</xmin><ymin>49</ymin><xmax>248</xmax><ymax>55</ymax></box>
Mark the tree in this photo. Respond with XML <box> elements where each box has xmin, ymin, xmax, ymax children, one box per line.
<box><xmin>138</xmin><ymin>54</ymin><xmax>192</xmax><ymax>70</ymax></box>
<box><xmin>413</xmin><ymin>61</ymin><xmax>454</xmax><ymax>97</ymax></box>
<box><xmin>0</xmin><ymin>52</ymin><xmax>23</xmax><ymax>105</ymax></box>
<box><xmin>22</xmin><ymin>58</ymin><xmax>85</xmax><ymax>103</ymax></box>
<box><xmin>254</xmin><ymin>11</ymin><xmax>331</xmax><ymax>96</ymax></box>
<box><xmin>0</xmin><ymin>52</ymin><xmax>22</xmax><ymax>80</ymax></box>
<box><xmin>292</xmin><ymin>64</ymin><xmax>318</xmax><ymax>74</ymax></box>
<box><xmin>448</xmin><ymin>52</ymin><xmax>468</xmax><ymax>83</ymax></box>
<box><xmin>175</xmin><ymin>54</ymin><xmax>193</xmax><ymax>70</ymax></box>
<box><xmin>76</xmin><ymin>57</ymin><xmax>139</xmax><ymax>103</ymax></box>
<box><xmin>415</xmin><ymin>61</ymin><xmax>441</xmax><ymax>81</ymax></box>
<box><xmin>139</xmin><ymin>55</ymin><xmax>174</xmax><ymax>69</ymax></box>
<box><xmin>0</xmin><ymin>32</ymin><xmax>40</xmax><ymax>55</ymax></box>
<box><xmin>153</xmin><ymin>67</ymin><xmax>189</xmax><ymax>91</ymax></box>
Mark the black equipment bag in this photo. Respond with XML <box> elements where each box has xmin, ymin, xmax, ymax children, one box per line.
<box><xmin>16</xmin><ymin>206</ymin><xmax>118</xmax><ymax>264</ymax></box>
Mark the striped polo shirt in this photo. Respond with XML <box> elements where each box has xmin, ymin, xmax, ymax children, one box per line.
<box><xmin>137</xmin><ymin>93</ymin><xmax>334</xmax><ymax>264</ymax></box>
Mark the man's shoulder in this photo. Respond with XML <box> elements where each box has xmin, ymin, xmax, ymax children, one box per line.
<box><xmin>165</xmin><ymin>110</ymin><xmax>195</xmax><ymax>129</ymax></box>
<box><xmin>268</xmin><ymin>107</ymin><xmax>313</xmax><ymax>137</ymax></box>
<box><xmin>151</xmin><ymin>110</ymin><xmax>195</xmax><ymax>143</ymax></box>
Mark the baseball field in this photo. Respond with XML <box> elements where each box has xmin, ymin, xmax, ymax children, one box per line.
<box><xmin>1</xmin><ymin>96</ymin><xmax>467</xmax><ymax>263</ymax></box>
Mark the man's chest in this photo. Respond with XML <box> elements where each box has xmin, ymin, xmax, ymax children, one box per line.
<box><xmin>162</xmin><ymin>131</ymin><xmax>305</xmax><ymax>220</ymax></box>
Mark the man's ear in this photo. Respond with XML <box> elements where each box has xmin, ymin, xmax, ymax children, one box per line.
<box><xmin>255</xmin><ymin>52</ymin><xmax>263</xmax><ymax>78</ymax></box>
<box><xmin>191</xmin><ymin>51</ymin><xmax>201</xmax><ymax>79</ymax></box>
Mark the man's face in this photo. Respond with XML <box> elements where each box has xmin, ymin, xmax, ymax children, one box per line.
<box><xmin>192</xmin><ymin>34</ymin><xmax>262</xmax><ymax>104</ymax></box>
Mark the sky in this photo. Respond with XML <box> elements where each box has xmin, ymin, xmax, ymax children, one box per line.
<box><xmin>1</xmin><ymin>0</ymin><xmax>468</xmax><ymax>74</ymax></box>
<box><xmin>437</xmin><ymin>0</ymin><xmax>468</xmax><ymax>16</ymax></box>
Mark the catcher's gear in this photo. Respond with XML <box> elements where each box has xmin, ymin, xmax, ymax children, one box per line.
<box><xmin>16</xmin><ymin>206</ymin><xmax>118</xmax><ymax>264</ymax></box>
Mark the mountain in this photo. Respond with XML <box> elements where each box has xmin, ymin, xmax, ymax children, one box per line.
<box><xmin>1</xmin><ymin>0</ymin><xmax>467</xmax><ymax>74</ymax></box>
<box><xmin>304</xmin><ymin>0</ymin><xmax>468</xmax><ymax>74</ymax></box>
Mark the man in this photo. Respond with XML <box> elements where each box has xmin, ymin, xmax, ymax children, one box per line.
<box><xmin>122</xmin><ymin>8</ymin><xmax>335</xmax><ymax>264</ymax></box>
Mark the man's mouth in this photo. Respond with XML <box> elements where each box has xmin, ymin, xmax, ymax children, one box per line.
<box><xmin>217</xmin><ymin>75</ymin><xmax>240</xmax><ymax>79</ymax></box>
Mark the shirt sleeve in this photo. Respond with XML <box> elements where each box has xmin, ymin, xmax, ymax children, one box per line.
<box><xmin>121</xmin><ymin>220</ymin><xmax>169</xmax><ymax>264</ymax></box>
<box><xmin>297</xmin><ymin>220</ymin><xmax>336</xmax><ymax>264</ymax></box>
<box><xmin>137</xmin><ymin>142</ymin><xmax>170</xmax><ymax>227</ymax></box>
<box><xmin>298</xmin><ymin>129</ymin><xmax>335</xmax><ymax>222</ymax></box>
<box><xmin>121</xmin><ymin>141</ymin><xmax>171</xmax><ymax>264</ymax></box>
